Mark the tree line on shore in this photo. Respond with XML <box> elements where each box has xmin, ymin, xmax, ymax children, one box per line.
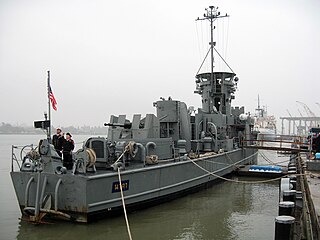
<box><xmin>0</xmin><ymin>122</ymin><xmax>107</xmax><ymax>135</ymax></box>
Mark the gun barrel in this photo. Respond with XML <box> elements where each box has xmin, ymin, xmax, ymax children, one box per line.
<box><xmin>104</xmin><ymin>122</ymin><xmax>132</xmax><ymax>129</ymax></box>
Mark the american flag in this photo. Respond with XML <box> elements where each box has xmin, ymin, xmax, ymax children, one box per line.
<box><xmin>49</xmin><ymin>86</ymin><xmax>57</xmax><ymax>111</ymax></box>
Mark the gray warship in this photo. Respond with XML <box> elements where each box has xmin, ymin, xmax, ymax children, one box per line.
<box><xmin>10</xmin><ymin>6</ymin><xmax>258</xmax><ymax>223</ymax></box>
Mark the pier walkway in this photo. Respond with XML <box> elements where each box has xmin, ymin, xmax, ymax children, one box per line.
<box><xmin>294</xmin><ymin>153</ymin><xmax>320</xmax><ymax>240</ymax></box>
<box><xmin>242</xmin><ymin>134</ymin><xmax>310</xmax><ymax>153</ymax></box>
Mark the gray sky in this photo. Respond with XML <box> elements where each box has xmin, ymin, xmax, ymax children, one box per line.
<box><xmin>1</xmin><ymin>0</ymin><xmax>320</xmax><ymax>128</ymax></box>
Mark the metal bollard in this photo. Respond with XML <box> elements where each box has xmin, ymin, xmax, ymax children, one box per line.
<box><xmin>288</xmin><ymin>166</ymin><xmax>296</xmax><ymax>172</ymax></box>
<box><xmin>283</xmin><ymin>190</ymin><xmax>296</xmax><ymax>202</ymax></box>
<box><xmin>295</xmin><ymin>191</ymin><xmax>303</xmax><ymax>209</ymax></box>
<box><xmin>278</xmin><ymin>201</ymin><xmax>295</xmax><ymax>216</ymax></box>
<box><xmin>274</xmin><ymin>216</ymin><xmax>295</xmax><ymax>240</ymax></box>
<box><xmin>289</xmin><ymin>180</ymin><xmax>296</xmax><ymax>190</ymax></box>
<box><xmin>280</xmin><ymin>178</ymin><xmax>290</xmax><ymax>201</ymax></box>
<box><xmin>288</xmin><ymin>170</ymin><xmax>297</xmax><ymax>175</ymax></box>
<box><xmin>288</xmin><ymin>175</ymin><xmax>296</xmax><ymax>181</ymax></box>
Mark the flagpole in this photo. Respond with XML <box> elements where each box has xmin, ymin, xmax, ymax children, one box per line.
<box><xmin>47</xmin><ymin>70</ymin><xmax>51</xmax><ymax>141</ymax></box>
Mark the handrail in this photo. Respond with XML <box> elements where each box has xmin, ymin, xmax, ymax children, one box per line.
<box><xmin>55</xmin><ymin>179</ymin><xmax>62</xmax><ymax>211</ymax></box>
<box><xmin>40</xmin><ymin>176</ymin><xmax>48</xmax><ymax>208</ymax></box>
<box><xmin>24</xmin><ymin>177</ymin><xmax>35</xmax><ymax>207</ymax></box>
<box><xmin>11</xmin><ymin>145</ymin><xmax>20</xmax><ymax>172</ymax></box>
<box><xmin>34</xmin><ymin>172</ymin><xmax>41</xmax><ymax>219</ymax></box>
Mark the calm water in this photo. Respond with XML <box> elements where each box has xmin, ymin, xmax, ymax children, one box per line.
<box><xmin>0</xmin><ymin>135</ymin><xmax>284</xmax><ymax>240</ymax></box>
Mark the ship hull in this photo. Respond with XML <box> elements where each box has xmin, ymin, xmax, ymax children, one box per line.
<box><xmin>11</xmin><ymin>148</ymin><xmax>257</xmax><ymax>223</ymax></box>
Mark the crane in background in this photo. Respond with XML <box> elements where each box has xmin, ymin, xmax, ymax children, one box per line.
<box><xmin>281</xmin><ymin>103</ymin><xmax>320</xmax><ymax>136</ymax></box>
<box><xmin>296</xmin><ymin>101</ymin><xmax>319</xmax><ymax>128</ymax></box>
<box><xmin>296</xmin><ymin>101</ymin><xmax>316</xmax><ymax>117</ymax></box>
<box><xmin>297</xmin><ymin>109</ymin><xmax>304</xmax><ymax>117</ymax></box>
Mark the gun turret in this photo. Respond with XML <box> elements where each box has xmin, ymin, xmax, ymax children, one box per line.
<box><xmin>104</xmin><ymin>122</ymin><xmax>132</xmax><ymax>129</ymax></box>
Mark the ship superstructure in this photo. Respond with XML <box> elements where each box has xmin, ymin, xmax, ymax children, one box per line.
<box><xmin>254</xmin><ymin>95</ymin><xmax>277</xmax><ymax>136</ymax></box>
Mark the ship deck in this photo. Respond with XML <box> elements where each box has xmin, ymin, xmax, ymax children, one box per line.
<box><xmin>80</xmin><ymin>151</ymin><xmax>233</xmax><ymax>178</ymax></box>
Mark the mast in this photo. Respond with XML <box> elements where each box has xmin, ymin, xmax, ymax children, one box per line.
<box><xmin>195</xmin><ymin>6</ymin><xmax>234</xmax><ymax>114</ymax></box>
<box><xmin>47</xmin><ymin>70</ymin><xmax>51</xmax><ymax>140</ymax></box>
<box><xmin>196</xmin><ymin>6</ymin><xmax>229</xmax><ymax>86</ymax></box>
<box><xmin>256</xmin><ymin>94</ymin><xmax>264</xmax><ymax>118</ymax></box>
<box><xmin>209</xmin><ymin>7</ymin><xmax>214</xmax><ymax>87</ymax></box>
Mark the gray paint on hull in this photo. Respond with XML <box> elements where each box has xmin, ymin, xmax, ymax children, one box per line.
<box><xmin>11</xmin><ymin>148</ymin><xmax>257</xmax><ymax>222</ymax></box>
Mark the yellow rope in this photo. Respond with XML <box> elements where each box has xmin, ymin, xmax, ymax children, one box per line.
<box><xmin>117</xmin><ymin>167</ymin><xmax>133</xmax><ymax>240</ymax></box>
<box><xmin>113</xmin><ymin>149</ymin><xmax>128</xmax><ymax>165</ymax></box>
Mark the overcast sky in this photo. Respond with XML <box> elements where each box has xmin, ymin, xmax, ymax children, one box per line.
<box><xmin>1</xmin><ymin>0</ymin><xmax>320</xmax><ymax>129</ymax></box>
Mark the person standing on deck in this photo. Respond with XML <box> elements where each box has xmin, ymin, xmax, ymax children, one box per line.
<box><xmin>52</xmin><ymin>127</ymin><xmax>64</xmax><ymax>157</ymax></box>
<box><xmin>63</xmin><ymin>132</ymin><xmax>75</xmax><ymax>170</ymax></box>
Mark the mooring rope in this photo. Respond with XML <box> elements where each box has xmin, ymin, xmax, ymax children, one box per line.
<box><xmin>109</xmin><ymin>143</ymin><xmax>134</xmax><ymax>240</ymax></box>
<box><xmin>205</xmin><ymin>151</ymin><xmax>292</xmax><ymax>168</ymax></box>
<box><xmin>189</xmin><ymin>153</ymin><xmax>308</xmax><ymax>184</ymax></box>
<box><xmin>117</xmin><ymin>167</ymin><xmax>133</xmax><ymax>240</ymax></box>
<box><xmin>224</xmin><ymin>151</ymin><xmax>259</xmax><ymax>168</ymax></box>
<box><xmin>194</xmin><ymin>152</ymin><xmax>257</xmax><ymax>168</ymax></box>
<box><xmin>258</xmin><ymin>151</ymin><xmax>276</xmax><ymax>165</ymax></box>
<box><xmin>259</xmin><ymin>152</ymin><xmax>299</xmax><ymax>167</ymax></box>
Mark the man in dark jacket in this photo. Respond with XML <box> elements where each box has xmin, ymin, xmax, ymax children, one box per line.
<box><xmin>52</xmin><ymin>128</ymin><xmax>64</xmax><ymax>157</ymax></box>
<box><xmin>63</xmin><ymin>132</ymin><xmax>75</xmax><ymax>170</ymax></box>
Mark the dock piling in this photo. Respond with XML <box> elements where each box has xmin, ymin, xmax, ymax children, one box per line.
<box><xmin>274</xmin><ymin>216</ymin><xmax>295</xmax><ymax>240</ymax></box>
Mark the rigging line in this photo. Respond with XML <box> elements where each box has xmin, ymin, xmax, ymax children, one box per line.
<box><xmin>195</xmin><ymin>22</ymin><xmax>202</xmax><ymax>63</ymax></box>
<box><xmin>206</xmin><ymin>20</ymin><xmax>210</xmax><ymax>71</ymax></box>
<box><xmin>200</xmin><ymin>20</ymin><xmax>204</xmax><ymax>64</ymax></box>
<box><xmin>117</xmin><ymin>167</ymin><xmax>133</xmax><ymax>240</ymax></box>
<box><xmin>220</xmin><ymin>22</ymin><xmax>222</xmax><ymax>70</ymax></box>
<box><xmin>189</xmin><ymin>156</ymin><xmax>309</xmax><ymax>184</ymax></box>
<box><xmin>216</xmin><ymin>21</ymin><xmax>219</xmax><ymax>70</ymax></box>
<box><xmin>220</xmin><ymin>21</ymin><xmax>223</xmax><ymax>70</ymax></box>
<box><xmin>196</xmin><ymin>47</ymin><xmax>211</xmax><ymax>76</ymax></box>
<box><xmin>223</xmin><ymin>21</ymin><xmax>227</xmax><ymax>71</ymax></box>
<box><xmin>222</xmin><ymin>20</ymin><xmax>225</xmax><ymax>71</ymax></box>
<box><xmin>212</xmin><ymin>46</ymin><xmax>235</xmax><ymax>73</ymax></box>
<box><xmin>225</xmin><ymin>17</ymin><xmax>230</xmax><ymax>64</ymax></box>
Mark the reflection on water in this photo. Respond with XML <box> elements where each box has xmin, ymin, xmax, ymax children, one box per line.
<box><xmin>1</xmin><ymin>135</ymin><xmax>281</xmax><ymax>240</ymax></box>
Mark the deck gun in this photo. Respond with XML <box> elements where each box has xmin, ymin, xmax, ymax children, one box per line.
<box><xmin>104</xmin><ymin>122</ymin><xmax>132</xmax><ymax>129</ymax></box>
